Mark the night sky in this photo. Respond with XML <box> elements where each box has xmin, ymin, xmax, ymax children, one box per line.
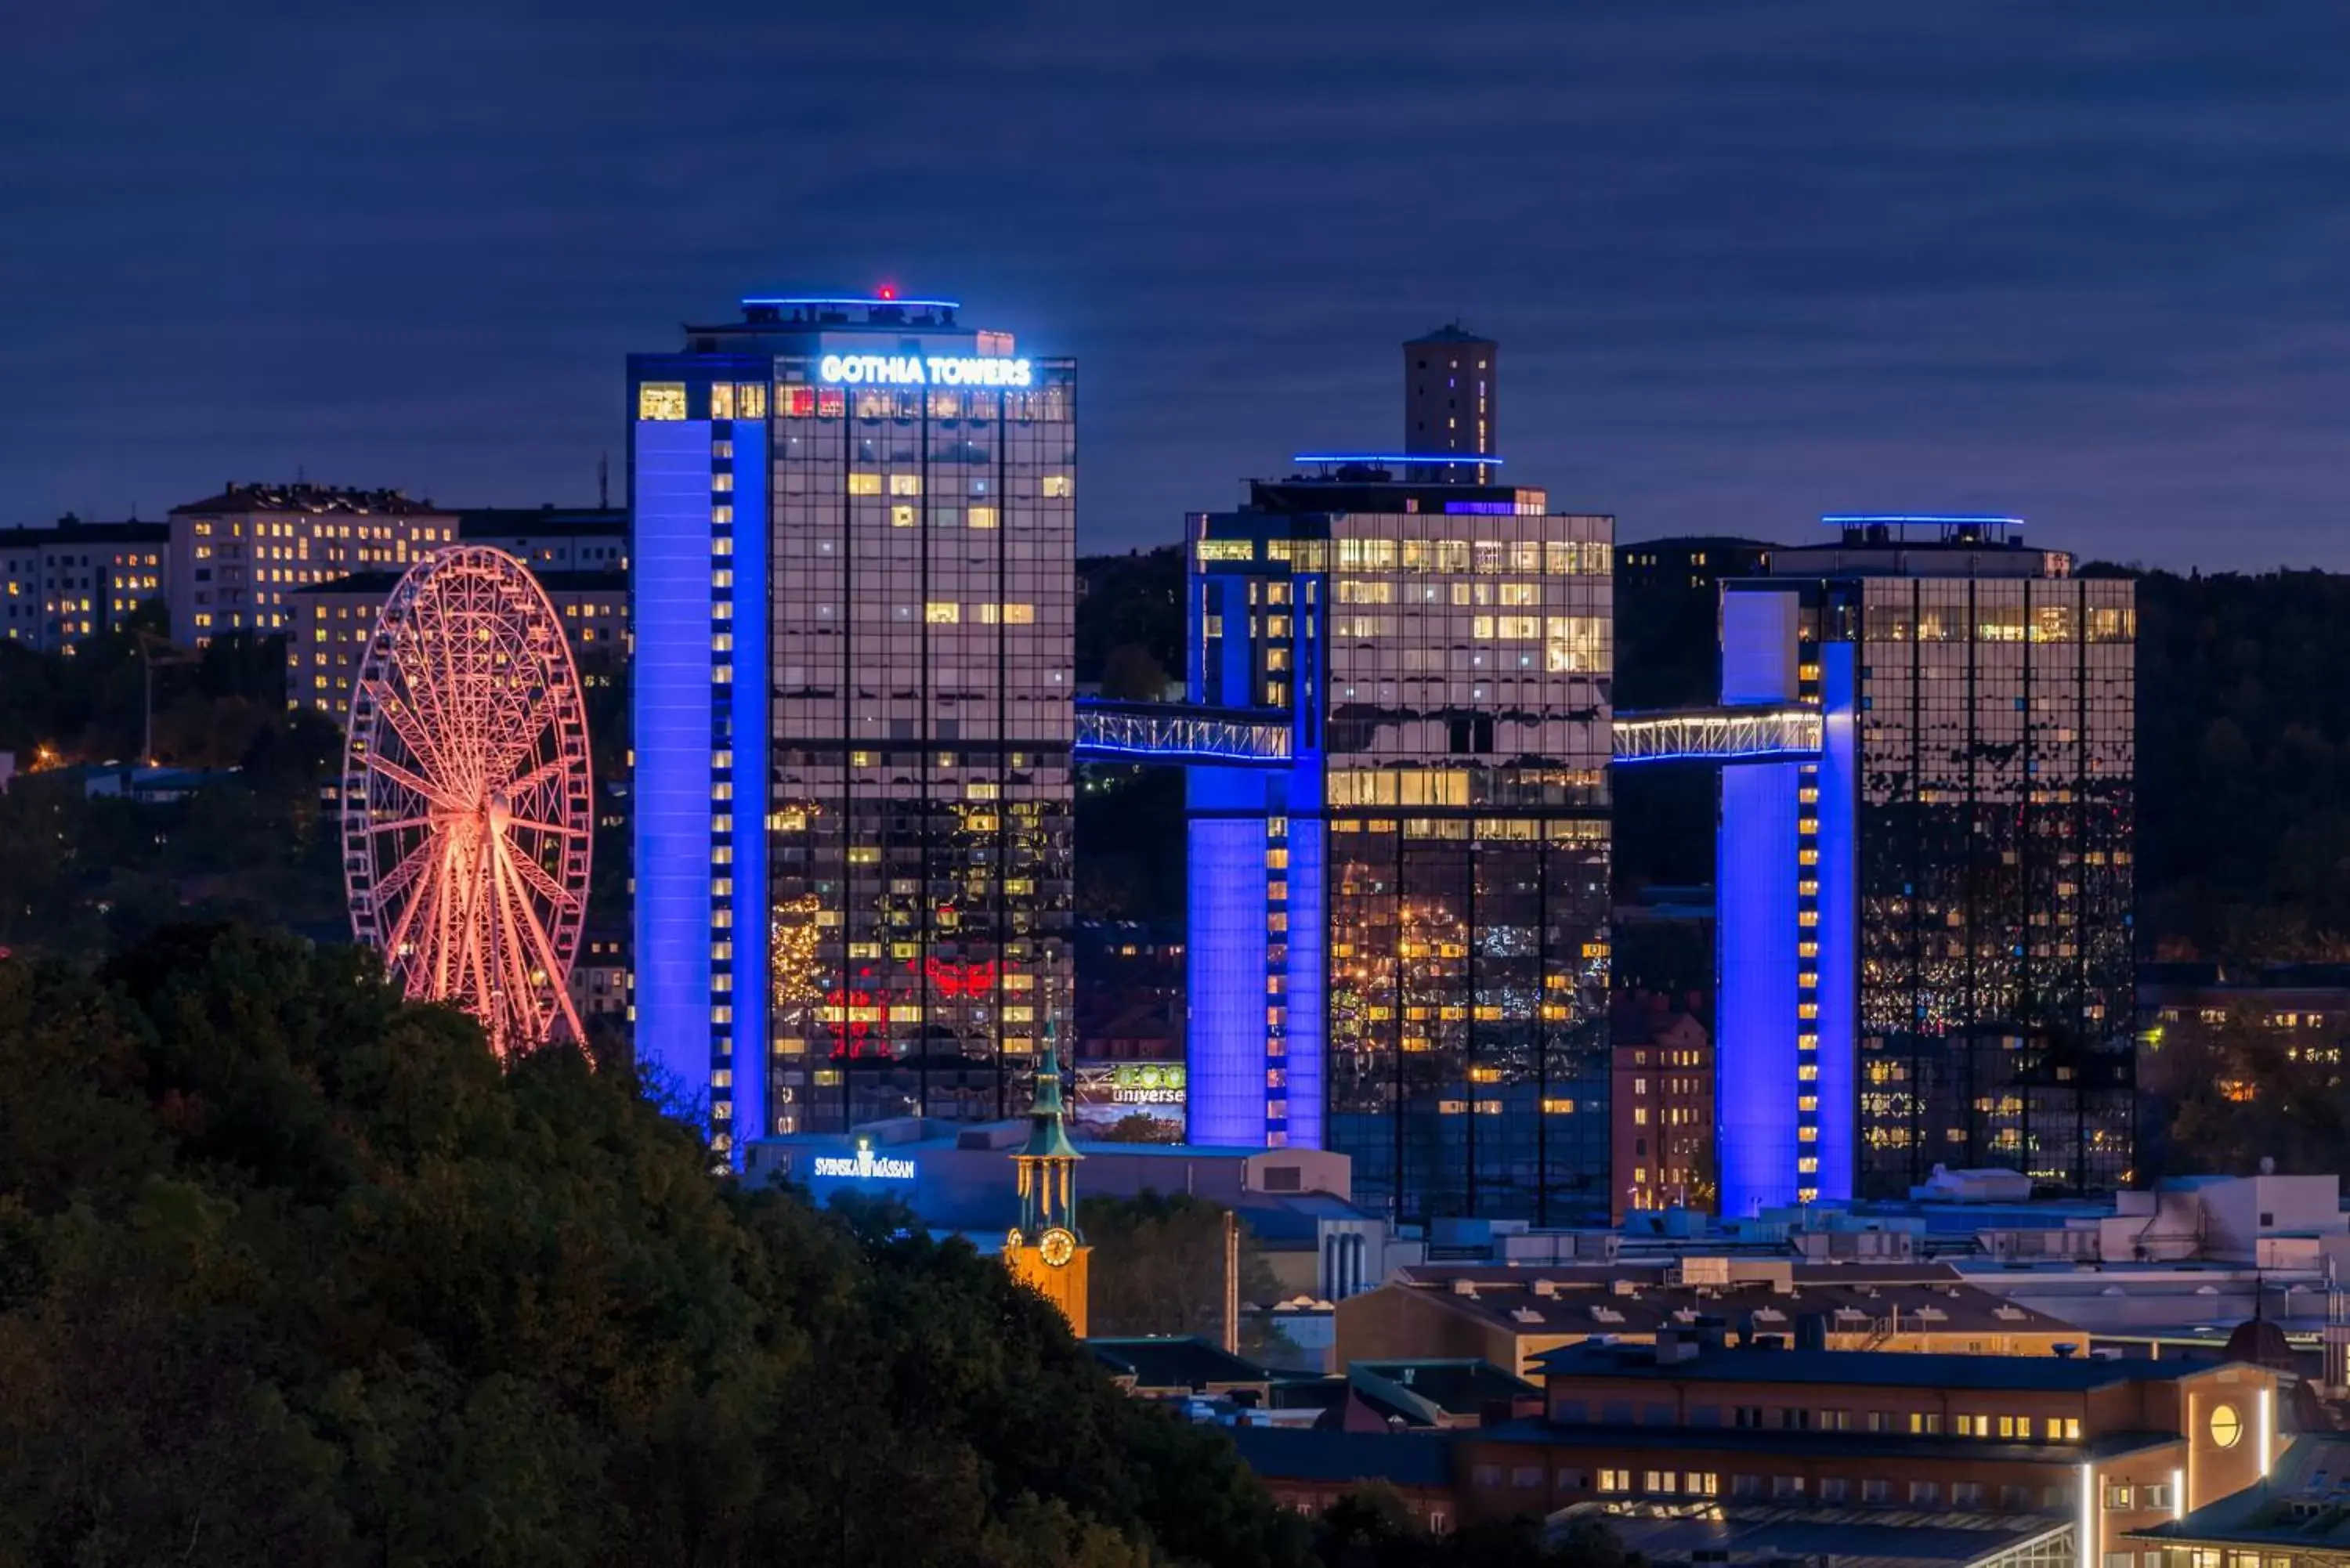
<box><xmin>6</xmin><ymin>2</ymin><xmax>2348</xmax><ymax>569</ymax></box>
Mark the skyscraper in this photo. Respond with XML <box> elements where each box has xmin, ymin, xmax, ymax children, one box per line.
<box><xmin>1186</xmin><ymin>461</ymin><xmax>1614</xmax><ymax>1223</ymax></box>
<box><xmin>629</xmin><ymin>294</ymin><xmax>1075</xmax><ymax>1158</ymax></box>
<box><xmin>1402</xmin><ymin>324</ymin><xmax>1498</xmax><ymax>482</ymax></box>
<box><xmin>1716</xmin><ymin>516</ymin><xmax>2135</xmax><ymax>1212</ymax></box>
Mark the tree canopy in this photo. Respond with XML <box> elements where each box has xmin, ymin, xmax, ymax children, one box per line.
<box><xmin>0</xmin><ymin>923</ymin><xmax>1314</xmax><ymax>1568</ymax></box>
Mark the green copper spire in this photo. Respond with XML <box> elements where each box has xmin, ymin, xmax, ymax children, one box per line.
<box><xmin>1018</xmin><ymin>1020</ymin><xmax>1083</xmax><ymax>1163</ymax></box>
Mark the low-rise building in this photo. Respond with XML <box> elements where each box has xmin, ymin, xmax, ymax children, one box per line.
<box><xmin>1611</xmin><ymin>998</ymin><xmax>1715</xmax><ymax>1220</ymax></box>
<box><xmin>457</xmin><ymin>505</ymin><xmax>628</xmax><ymax>572</ymax></box>
<box><xmin>1231</xmin><ymin>1341</ymin><xmax>2279</xmax><ymax>1548</ymax></box>
<box><xmin>569</xmin><ymin>929</ymin><xmax>630</xmax><ymax>1031</ymax></box>
<box><xmin>1229</xmin><ymin>1427</ymin><xmax>1459</xmax><ymax>1533</ymax></box>
<box><xmin>0</xmin><ymin>517</ymin><xmax>168</xmax><ymax>651</ymax></box>
<box><xmin>1338</xmin><ymin>1259</ymin><xmax>2082</xmax><ymax>1379</ymax></box>
<box><xmin>168</xmin><ymin>483</ymin><xmax>457</xmax><ymax>646</ymax></box>
<box><xmin>1458</xmin><ymin>1340</ymin><xmax>2275</xmax><ymax>1539</ymax></box>
<box><xmin>285</xmin><ymin>567</ymin><xmax>627</xmax><ymax>720</ymax></box>
<box><xmin>2131</xmin><ymin>1431</ymin><xmax>2350</xmax><ymax>1568</ymax></box>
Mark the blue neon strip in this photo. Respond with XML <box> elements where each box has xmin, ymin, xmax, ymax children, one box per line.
<box><xmin>1292</xmin><ymin>452</ymin><xmax>1503</xmax><ymax>466</ymax></box>
<box><xmin>632</xmin><ymin>418</ymin><xmax>717</xmax><ymax>1116</ymax></box>
<box><xmin>1813</xmin><ymin>641</ymin><xmax>1859</xmax><ymax>1202</ymax></box>
<box><xmin>1189</xmin><ymin>818</ymin><xmax>1270</xmax><ymax>1145</ymax></box>
<box><xmin>1285</xmin><ymin>817</ymin><xmax>1326</xmax><ymax>1150</ymax></box>
<box><xmin>1612</xmin><ymin>746</ymin><xmax>1823</xmax><ymax>765</ymax></box>
<box><xmin>1073</xmin><ymin>739</ymin><xmax>1290</xmax><ymax>765</ymax></box>
<box><xmin>1719</xmin><ymin>762</ymin><xmax>1802</xmax><ymax>1216</ymax></box>
<box><xmin>740</xmin><ymin>294</ymin><xmax>961</xmax><ymax>310</ymax></box>
<box><xmin>728</xmin><ymin>417</ymin><xmax>770</xmax><ymax>1155</ymax></box>
<box><xmin>1819</xmin><ymin>514</ymin><xmax>2024</xmax><ymax>526</ymax></box>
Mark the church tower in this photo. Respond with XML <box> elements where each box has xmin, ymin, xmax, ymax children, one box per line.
<box><xmin>1004</xmin><ymin>1023</ymin><xmax>1090</xmax><ymax>1335</ymax></box>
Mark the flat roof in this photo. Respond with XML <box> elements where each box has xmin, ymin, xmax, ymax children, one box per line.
<box><xmin>1477</xmin><ymin>1417</ymin><xmax>2179</xmax><ymax>1465</ymax></box>
<box><xmin>1227</xmin><ymin>1425</ymin><xmax>1457</xmax><ymax>1489</ymax></box>
<box><xmin>289</xmin><ymin>569</ymin><xmax>627</xmax><ymax>597</ymax></box>
<box><xmin>1571</xmin><ymin>1501</ymin><xmax>2071</xmax><ymax>1568</ymax></box>
<box><xmin>1535</xmin><ymin>1344</ymin><xmax>2220</xmax><ymax>1391</ymax></box>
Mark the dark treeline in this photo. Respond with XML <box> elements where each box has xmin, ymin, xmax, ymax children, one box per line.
<box><xmin>0</xmin><ymin>923</ymin><xmax>1313</xmax><ymax>1567</ymax></box>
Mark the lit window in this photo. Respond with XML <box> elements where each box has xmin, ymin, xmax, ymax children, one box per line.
<box><xmin>847</xmin><ymin>473</ymin><xmax>883</xmax><ymax>496</ymax></box>
<box><xmin>1042</xmin><ymin>475</ymin><xmax>1072</xmax><ymax>498</ymax></box>
<box><xmin>967</xmin><ymin>506</ymin><xmax>998</xmax><ymax>529</ymax></box>
<box><xmin>638</xmin><ymin>384</ymin><xmax>687</xmax><ymax>421</ymax></box>
<box><xmin>888</xmin><ymin>473</ymin><xmax>921</xmax><ymax>497</ymax></box>
<box><xmin>924</xmin><ymin>602</ymin><xmax>960</xmax><ymax>624</ymax></box>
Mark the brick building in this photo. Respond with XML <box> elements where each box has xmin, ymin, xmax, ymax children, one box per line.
<box><xmin>1456</xmin><ymin>1341</ymin><xmax>2275</xmax><ymax>1545</ymax></box>
<box><xmin>1232</xmin><ymin>1340</ymin><xmax>2277</xmax><ymax>1550</ymax></box>
<box><xmin>1611</xmin><ymin>996</ymin><xmax>1714</xmax><ymax>1219</ymax></box>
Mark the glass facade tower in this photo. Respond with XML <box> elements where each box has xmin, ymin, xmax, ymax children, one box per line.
<box><xmin>1716</xmin><ymin>518</ymin><xmax>2135</xmax><ymax>1211</ymax></box>
<box><xmin>630</xmin><ymin>296</ymin><xmax>1075</xmax><ymax>1157</ymax></box>
<box><xmin>1187</xmin><ymin>470</ymin><xmax>1614</xmax><ymax>1223</ymax></box>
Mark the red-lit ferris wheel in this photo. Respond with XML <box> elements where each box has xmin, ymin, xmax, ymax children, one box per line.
<box><xmin>342</xmin><ymin>546</ymin><xmax>592</xmax><ymax>1056</ymax></box>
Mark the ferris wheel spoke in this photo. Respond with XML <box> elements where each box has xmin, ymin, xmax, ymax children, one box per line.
<box><xmin>359</xmin><ymin>815</ymin><xmax>437</xmax><ymax>837</ymax></box>
<box><xmin>369</xmin><ymin>833</ymin><xmax>439</xmax><ymax>919</ymax></box>
<box><xmin>490</xmin><ymin>855</ymin><xmax>548</xmax><ymax>1049</ymax></box>
<box><xmin>364</xmin><ymin>751</ymin><xmax>467</xmax><ymax>814</ymax></box>
<box><xmin>501</xmin><ymin>849</ymin><xmax>588</xmax><ymax>1046</ymax></box>
<box><xmin>500</xmin><ymin>750</ymin><xmax>573</xmax><ymax>808</ymax></box>
<box><xmin>496</xmin><ymin>833</ymin><xmax>580</xmax><ymax>912</ymax></box>
<box><xmin>503</xmin><ymin>816</ymin><xmax>589</xmax><ymax>838</ymax></box>
<box><xmin>362</xmin><ymin>679</ymin><xmax>459</xmax><ymax>789</ymax></box>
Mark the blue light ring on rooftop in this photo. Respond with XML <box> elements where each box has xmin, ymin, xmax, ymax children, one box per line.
<box><xmin>1290</xmin><ymin>453</ymin><xmax>1504</xmax><ymax>467</ymax></box>
<box><xmin>1818</xmin><ymin>515</ymin><xmax>2025</xmax><ymax>527</ymax></box>
<box><xmin>740</xmin><ymin>295</ymin><xmax>963</xmax><ymax>311</ymax></box>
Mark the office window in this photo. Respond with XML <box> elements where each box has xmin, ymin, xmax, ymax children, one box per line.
<box><xmin>1862</xmin><ymin>1479</ymin><xmax>1890</xmax><ymax>1505</ymax></box>
<box><xmin>1953</xmin><ymin>1482</ymin><xmax>1983</xmax><ymax>1508</ymax></box>
<box><xmin>1818</xmin><ymin>1478</ymin><xmax>1847</xmax><ymax>1504</ymax></box>
<box><xmin>1510</xmin><ymin>1467</ymin><xmax>1542</xmax><ymax>1490</ymax></box>
<box><xmin>637</xmin><ymin>383</ymin><xmax>686</xmax><ymax>421</ymax></box>
<box><xmin>1911</xmin><ymin>1481</ymin><xmax>1940</xmax><ymax>1505</ymax></box>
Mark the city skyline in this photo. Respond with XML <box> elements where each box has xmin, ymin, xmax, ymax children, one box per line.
<box><xmin>9</xmin><ymin>6</ymin><xmax>2350</xmax><ymax>572</ymax></box>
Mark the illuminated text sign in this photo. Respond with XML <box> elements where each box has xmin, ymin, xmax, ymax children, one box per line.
<box><xmin>819</xmin><ymin>353</ymin><xmax>1032</xmax><ymax>388</ymax></box>
<box><xmin>809</xmin><ymin>1142</ymin><xmax>916</xmax><ymax>1181</ymax></box>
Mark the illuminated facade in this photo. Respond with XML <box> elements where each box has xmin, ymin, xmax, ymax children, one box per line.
<box><xmin>0</xmin><ymin>518</ymin><xmax>168</xmax><ymax>650</ymax></box>
<box><xmin>630</xmin><ymin>294</ymin><xmax>1074</xmax><ymax>1157</ymax></box>
<box><xmin>1187</xmin><ymin>465</ymin><xmax>1613</xmax><ymax>1223</ymax></box>
<box><xmin>167</xmin><ymin>483</ymin><xmax>457</xmax><ymax>647</ymax></box>
<box><xmin>288</xmin><ymin>567</ymin><xmax>627</xmax><ymax>720</ymax></box>
<box><xmin>1717</xmin><ymin>518</ymin><xmax>2135</xmax><ymax>1212</ymax></box>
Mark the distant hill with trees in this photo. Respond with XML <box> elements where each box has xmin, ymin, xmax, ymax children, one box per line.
<box><xmin>0</xmin><ymin>922</ymin><xmax>1317</xmax><ymax>1567</ymax></box>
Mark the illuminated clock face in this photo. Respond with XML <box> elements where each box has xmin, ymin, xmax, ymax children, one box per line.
<box><xmin>1039</xmin><ymin>1227</ymin><xmax>1077</xmax><ymax>1267</ymax></box>
<box><xmin>2210</xmin><ymin>1403</ymin><xmax>2243</xmax><ymax>1449</ymax></box>
<box><xmin>1005</xmin><ymin>1227</ymin><xmax>1024</xmax><ymax>1253</ymax></box>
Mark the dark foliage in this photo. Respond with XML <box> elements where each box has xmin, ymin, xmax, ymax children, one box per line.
<box><xmin>0</xmin><ymin>923</ymin><xmax>1315</xmax><ymax>1568</ymax></box>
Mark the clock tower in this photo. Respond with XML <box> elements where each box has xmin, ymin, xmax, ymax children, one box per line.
<box><xmin>1003</xmin><ymin>1024</ymin><xmax>1090</xmax><ymax>1335</ymax></box>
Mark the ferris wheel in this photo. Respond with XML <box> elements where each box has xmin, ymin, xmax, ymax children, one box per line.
<box><xmin>342</xmin><ymin>546</ymin><xmax>593</xmax><ymax>1056</ymax></box>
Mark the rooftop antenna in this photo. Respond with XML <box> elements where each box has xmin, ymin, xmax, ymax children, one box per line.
<box><xmin>598</xmin><ymin>453</ymin><xmax>610</xmax><ymax>510</ymax></box>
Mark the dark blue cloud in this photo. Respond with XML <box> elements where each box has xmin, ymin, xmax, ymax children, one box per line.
<box><xmin>2</xmin><ymin>0</ymin><xmax>2347</xmax><ymax>567</ymax></box>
